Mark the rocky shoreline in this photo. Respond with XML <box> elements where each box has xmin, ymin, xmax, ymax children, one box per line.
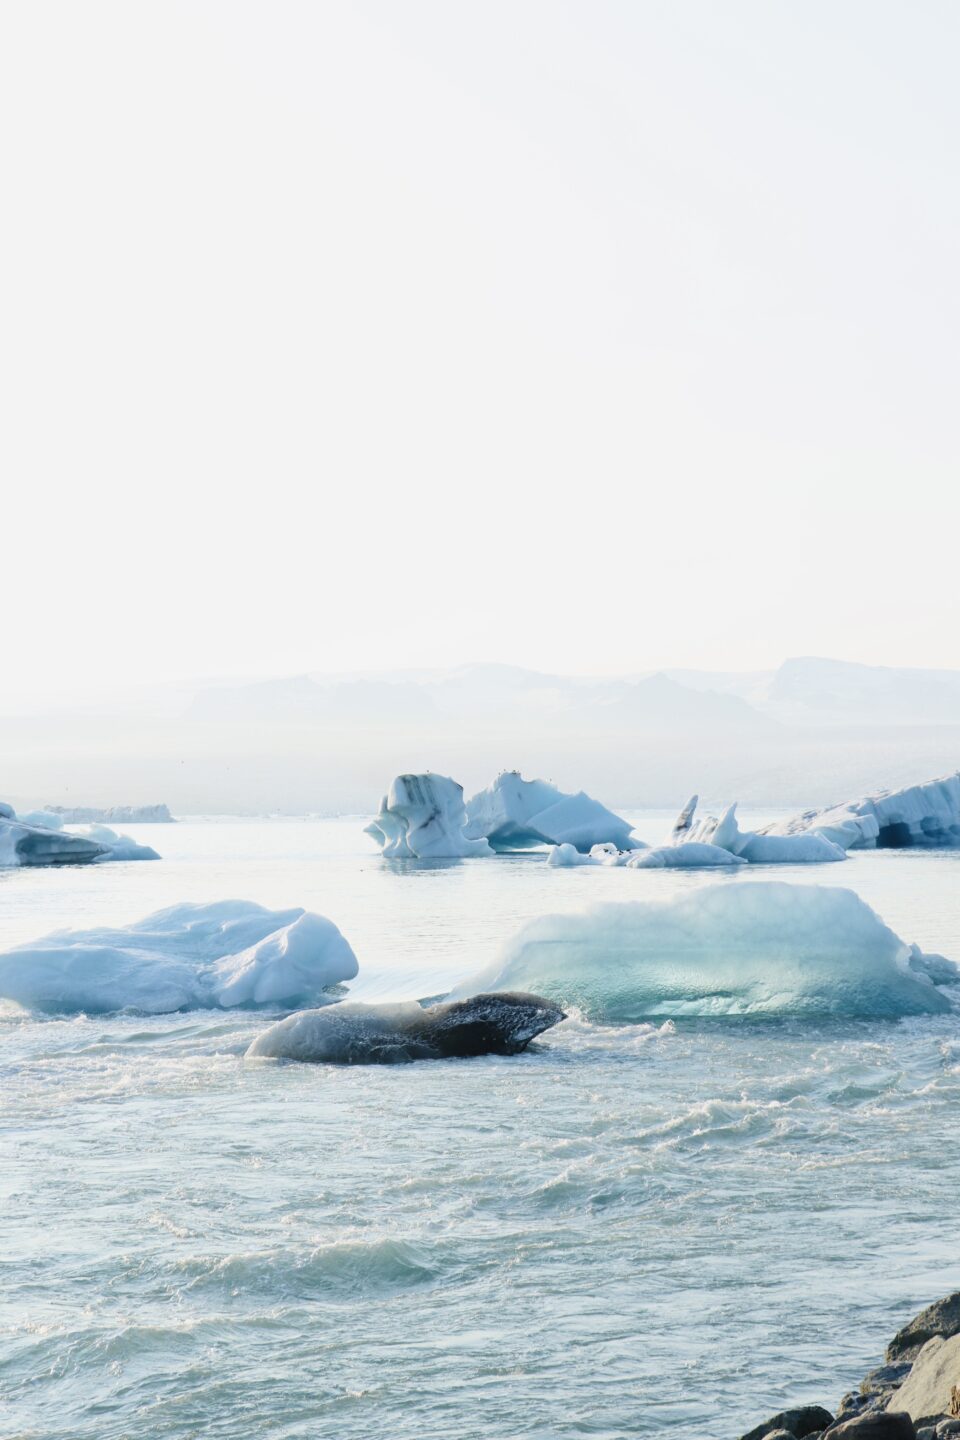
<box><xmin>741</xmin><ymin>1293</ymin><xmax>960</xmax><ymax>1440</ymax></box>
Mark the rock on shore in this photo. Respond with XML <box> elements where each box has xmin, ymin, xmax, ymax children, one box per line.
<box><xmin>739</xmin><ymin>1291</ymin><xmax>960</xmax><ymax>1440</ymax></box>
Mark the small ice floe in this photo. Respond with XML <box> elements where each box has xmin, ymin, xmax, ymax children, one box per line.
<box><xmin>0</xmin><ymin>900</ymin><xmax>359</xmax><ymax>1015</ymax></box>
<box><xmin>247</xmin><ymin>991</ymin><xmax>565</xmax><ymax>1064</ymax></box>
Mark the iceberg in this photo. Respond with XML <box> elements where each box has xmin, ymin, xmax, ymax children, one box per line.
<box><xmin>0</xmin><ymin>812</ymin><xmax>107</xmax><ymax>867</ymax></box>
<box><xmin>0</xmin><ymin>900</ymin><xmax>358</xmax><ymax>1014</ymax></box>
<box><xmin>665</xmin><ymin>796</ymin><xmax>846</xmax><ymax>865</ymax></box>
<box><xmin>765</xmin><ymin>772</ymin><xmax>960</xmax><ymax>850</ymax></box>
<box><xmin>464</xmin><ymin>771</ymin><xmax>639</xmax><ymax>852</ymax></box>
<box><xmin>40</xmin><ymin>803</ymin><xmax>175</xmax><ymax>824</ymax></box>
<box><xmin>68</xmin><ymin>823</ymin><xmax>160</xmax><ymax>862</ymax></box>
<box><xmin>546</xmin><ymin>840</ymin><xmax>745</xmax><ymax>869</ymax></box>
<box><xmin>448</xmin><ymin>882</ymin><xmax>957</xmax><ymax>1020</ymax></box>
<box><xmin>628</xmin><ymin>841</ymin><xmax>747</xmax><ymax>868</ymax></box>
<box><xmin>0</xmin><ymin>808</ymin><xmax>159</xmax><ymax>864</ymax></box>
<box><xmin>365</xmin><ymin>774</ymin><xmax>494</xmax><ymax>858</ymax></box>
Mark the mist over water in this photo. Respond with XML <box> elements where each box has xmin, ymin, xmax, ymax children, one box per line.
<box><xmin>5</xmin><ymin>818</ymin><xmax>960</xmax><ymax>1439</ymax></box>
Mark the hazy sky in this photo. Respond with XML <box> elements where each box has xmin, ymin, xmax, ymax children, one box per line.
<box><xmin>4</xmin><ymin>0</ymin><xmax>959</xmax><ymax>702</ymax></box>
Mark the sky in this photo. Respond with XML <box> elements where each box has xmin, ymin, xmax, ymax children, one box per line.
<box><xmin>3</xmin><ymin>0</ymin><xmax>960</xmax><ymax>705</ymax></box>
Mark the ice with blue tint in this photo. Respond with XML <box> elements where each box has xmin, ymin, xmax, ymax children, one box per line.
<box><xmin>450</xmin><ymin>882</ymin><xmax>957</xmax><ymax>1020</ymax></box>
<box><xmin>767</xmin><ymin>771</ymin><xmax>960</xmax><ymax>850</ymax></box>
<box><xmin>667</xmin><ymin>797</ymin><xmax>847</xmax><ymax>864</ymax></box>
<box><xmin>0</xmin><ymin>899</ymin><xmax>358</xmax><ymax>1014</ymax></box>
<box><xmin>365</xmin><ymin>773</ymin><xmax>494</xmax><ymax>858</ymax></box>
<box><xmin>464</xmin><ymin>770</ymin><xmax>639</xmax><ymax>851</ymax></box>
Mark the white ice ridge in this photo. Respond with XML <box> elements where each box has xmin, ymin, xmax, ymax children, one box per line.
<box><xmin>665</xmin><ymin>795</ymin><xmax>846</xmax><ymax>864</ymax></box>
<box><xmin>764</xmin><ymin>772</ymin><xmax>960</xmax><ymax>850</ymax></box>
<box><xmin>364</xmin><ymin>774</ymin><xmax>494</xmax><ymax>859</ymax></box>
<box><xmin>0</xmin><ymin>900</ymin><xmax>359</xmax><ymax>1015</ymax></box>
<box><xmin>547</xmin><ymin>840</ymin><xmax>745</xmax><ymax>869</ymax></box>
<box><xmin>545</xmin><ymin>796</ymin><xmax>844</xmax><ymax>870</ymax></box>
<box><xmin>448</xmin><ymin>882</ymin><xmax>958</xmax><ymax>1020</ymax></box>
<box><xmin>0</xmin><ymin>806</ymin><xmax>159</xmax><ymax>865</ymax></box>
<box><xmin>463</xmin><ymin>771</ymin><xmax>640</xmax><ymax>853</ymax></box>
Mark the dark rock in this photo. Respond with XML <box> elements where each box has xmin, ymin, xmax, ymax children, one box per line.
<box><xmin>839</xmin><ymin>1394</ymin><xmax>877</xmax><ymax>1421</ymax></box>
<box><xmin>889</xmin><ymin>1296</ymin><xmax>960</xmax><ymax>1364</ymax></box>
<box><xmin>825</xmin><ymin>1411</ymin><xmax>916</xmax><ymax>1440</ymax></box>
<box><xmin>935</xmin><ymin>1422</ymin><xmax>960</xmax><ymax>1439</ymax></box>
<box><xmin>741</xmin><ymin>1405</ymin><xmax>835</xmax><ymax>1440</ymax></box>
<box><xmin>863</xmin><ymin>1366</ymin><xmax>914</xmax><ymax>1395</ymax></box>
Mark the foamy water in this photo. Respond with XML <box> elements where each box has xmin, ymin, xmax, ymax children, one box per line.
<box><xmin>4</xmin><ymin>816</ymin><xmax>960</xmax><ymax>1439</ymax></box>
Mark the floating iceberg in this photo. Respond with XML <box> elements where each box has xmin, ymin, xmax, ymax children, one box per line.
<box><xmin>464</xmin><ymin>772</ymin><xmax>639</xmax><ymax>853</ymax></box>
<box><xmin>0</xmin><ymin>900</ymin><xmax>358</xmax><ymax>1014</ymax></box>
<box><xmin>0</xmin><ymin>812</ymin><xmax>107</xmax><ymax>867</ymax></box>
<box><xmin>0</xmin><ymin>807</ymin><xmax>159</xmax><ymax>864</ymax></box>
<box><xmin>765</xmin><ymin>772</ymin><xmax>960</xmax><ymax>850</ymax></box>
<box><xmin>665</xmin><ymin>796</ymin><xmax>846</xmax><ymax>865</ymax></box>
<box><xmin>629</xmin><ymin>841</ymin><xmax>747</xmax><ymax>869</ymax></box>
<box><xmin>365</xmin><ymin>774</ymin><xmax>493</xmax><ymax>858</ymax></box>
<box><xmin>547</xmin><ymin>840</ymin><xmax>744</xmax><ymax>869</ymax></box>
<box><xmin>448</xmin><ymin>882</ymin><xmax>957</xmax><ymax>1020</ymax></box>
<box><xmin>247</xmin><ymin>992</ymin><xmax>565</xmax><ymax>1064</ymax></box>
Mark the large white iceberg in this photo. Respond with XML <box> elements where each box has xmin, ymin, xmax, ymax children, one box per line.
<box><xmin>0</xmin><ymin>807</ymin><xmax>159</xmax><ymax>864</ymax></box>
<box><xmin>665</xmin><ymin>796</ymin><xmax>846</xmax><ymax>864</ymax></box>
<box><xmin>448</xmin><ymin>882</ymin><xmax>957</xmax><ymax>1021</ymax></box>
<box><xmin>765</xmin><ymin>772</ymin><xmax>960</xmax><ymax>850</ymax></box>
<box><xmin>0</xmin><ymin>900</ymin><xmax>358</xmax><ymax>1014</ymax></box>
<box><xmin>365</xmin><ymin>773</ymin><xmax>494</xmax><ymax>859</ymax></box>
<box><xmin>464</xmin><ymin>771</ymin><xmax>639</xmax><ymax>853</ymax></box>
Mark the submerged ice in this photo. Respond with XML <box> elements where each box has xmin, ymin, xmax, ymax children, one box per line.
<box><xmin>0</xmin><ymin>900</ymin><xmax>359</xmax><ymax>1015</ymax></box>
<box><xmin>449</xmin><ymin>882</ymin><xmax>958</xmax><ymax>1020</ymax></box>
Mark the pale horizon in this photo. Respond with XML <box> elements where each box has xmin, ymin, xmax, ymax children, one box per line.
<box><xmin>5</xmin><ymin>0</ymin><xmax>960</xmax><ymax>706</ymax></box>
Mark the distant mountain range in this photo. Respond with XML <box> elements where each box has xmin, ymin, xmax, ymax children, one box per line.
<box><xmin>4</xmin><ymin>657</ymin><xmax>960</xmax><ymax>814</ymax></box>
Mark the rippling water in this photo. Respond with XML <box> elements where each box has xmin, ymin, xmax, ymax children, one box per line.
<box><xmin>4</xmin><ymin>816</ymin><xmax>960</xmax><ymax>1439</ymax></box>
